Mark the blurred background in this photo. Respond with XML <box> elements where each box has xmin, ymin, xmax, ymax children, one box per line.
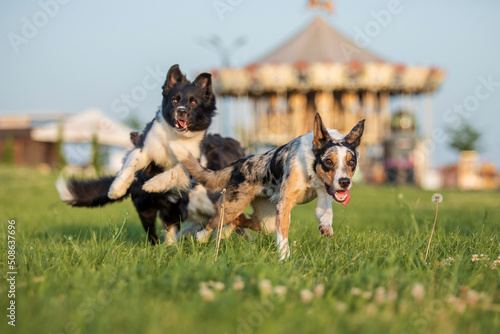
<box><xmin>1</xmin><ymin>0</ymin><xmax>499</xmax><ymax>190</ymax></box>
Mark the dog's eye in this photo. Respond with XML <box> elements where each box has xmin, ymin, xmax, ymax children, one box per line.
<box><xmin>324</xmin><ymin>158</ymin><xmax>334</xmax><ymax>167</ymax></box>
<box><xmin>172</xmin><ymin>98</ymin><xmax>178</xmax><ymax>104</ymax></box>
<box><xmin>348</xmin><ymin>160</ymin><xmax>355</xmax><ymax>167</ymax></box>
<box><xmin>190</xmin><ymin>100</ymin><xmax>197</xmax><ymax>106</ymax></box>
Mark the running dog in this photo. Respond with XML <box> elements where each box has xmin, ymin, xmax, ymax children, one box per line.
<box><xmin>56</xmin><ymin>133</ymin><xmax>246</xmax><ymax>244</ymax></box>
<box><xmin>165</xmin><ymin>113</ymin><xmax>365</xmax><ymax>261</ymax></box>
<box><xmin>107</xmin><ymin>64</ymin><xmax>215</xmax><ymax>200</ymax></box>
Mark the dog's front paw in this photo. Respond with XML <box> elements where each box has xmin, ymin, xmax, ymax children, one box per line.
<box><xmin>108</xmin><ymin>183</ymin><xmax>127</xmax><ymax>199</ymax></box>
<box><xmin>319</xmin><ymin>223</ymin><xmax>333</xmax><ymax>238</ymax></box>
<box><xmin>142</xmin><ymin>178</ymin><xmax>164</xmax><ymax>193</ymax></box>
<box><xmin>196</xmin><ymin>229</ymin><xmax>213</xmax><ymax>243</ymax></box>
<box><xmin>278</xmin><ymin>245</ymin><xmax>291</xmax><ymax>263</ymax></box>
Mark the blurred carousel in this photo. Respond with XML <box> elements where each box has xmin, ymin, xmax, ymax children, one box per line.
<box><xmin>212</xmin><ymin>16</ymin><xmax>445</xmax><ymax>184</ymax></box>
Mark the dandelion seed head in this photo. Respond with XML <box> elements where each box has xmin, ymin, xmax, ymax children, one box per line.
<box><xmin>432</xmin><ymin>193</ymin><xmax>443</xmax><ymax>203</ymax></box>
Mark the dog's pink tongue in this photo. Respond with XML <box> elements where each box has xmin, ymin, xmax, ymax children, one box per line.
<box><xmin>342</xmin><ymin>191</ymin><xmax>350</xmax><ymax>206</ymax></box>
<box><xmin>335</xmin><ymin>190</ymin><xmax>351</xmax><ymax>206</ymax></box>
<box><xmin>178</xmin><ymin>120</ymin><xmax>187</xmax><ymax>128</ymax></box>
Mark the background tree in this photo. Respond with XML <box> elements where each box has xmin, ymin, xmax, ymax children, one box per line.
<box><xmin>1</xmin><ymin>136</ymin><xmax>15</xmax><ymax>165</ymax></box>
<box><xmin>55</xmin><ymin>120</ymin><xmax>67</xmax><ymax>170</ymax></box>
<box><xmin>446</xmin><ymin>120</ymin><xmax>481</xmax><ymax>152</ymax></box>
<box><xmin>124</xmin><ymin>111</ymin><xmax>142</xmax><ymax>130</ymax></box>
<box><xmin>91</xmin><ymin>132</ymin><xmax>106</xmax><ymax>175</ymax></box>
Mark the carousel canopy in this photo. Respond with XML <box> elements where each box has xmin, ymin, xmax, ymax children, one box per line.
<box><xmin>31</xmin><ymin>108</ymin><xmax>133</xmax><ymax>148</ymax></box>
<box><xmin>257</xmin><ymin>16</ymin><xmax>382</xmax><ymax>64</ymax></box>
<box><xmin>213</xmin><ymin>16</ymin><xmax>445</xmax><ymax>96</ymax></box>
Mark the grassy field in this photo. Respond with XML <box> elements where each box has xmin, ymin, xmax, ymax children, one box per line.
<box><xmin>0</xmin><ymin>165</ymin><xmax>499</xmax><ymax>334</ymax></box>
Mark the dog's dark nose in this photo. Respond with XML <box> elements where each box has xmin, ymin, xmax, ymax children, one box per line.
<box><xmin>339</xmin><ymin>178</ymin><xmax>350</xmax><ymax>189</ymax></box>
<box><xmin>176</xmin><ymin>107</ymin><xmax>187</xmax><ymax>117</ymax></box>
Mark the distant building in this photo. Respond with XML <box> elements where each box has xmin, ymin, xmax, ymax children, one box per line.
<box><xmin>0</xmin><ymin>113</ymin><xmax>61</xmax><ymax>167</ymax></box>
<box><xmin>0</xmin><ymin>109</ymin><xmax>133</xmax><ymax>172</ymax></box>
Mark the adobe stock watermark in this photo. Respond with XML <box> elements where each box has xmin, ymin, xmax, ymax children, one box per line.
<box><xmin>109</xmin><ymin>65</ymin><xmax>166</xmax><ymax>121</ymax></box>
<box><xmin>341</xmin><ymin>0</ymin><xmax>411</xmax><ymax>61</ymax></box>
<box><xmin>213</xmin><ymin>0</ymin><xmax>245</xmax><ymax>21</ymax></box>
<box><xmin>50</xmin><ymin>273</ymin><xmax>127</xmax><ymax>334</ymax></box>
<box><xmin>7</xmin><ymin>0</ymin><xmax>72</xmax><ymax>54</ymax></box>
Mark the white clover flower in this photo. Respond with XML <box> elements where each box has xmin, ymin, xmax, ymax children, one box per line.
<box><xmin>300</xmin><ymin>290</ymin><xmax>314</xmax><ymax>304</ymax></box>
<box><xmin>411</xmin><ymin>284</ymin><xmax>425</xmax><ymax>301</ymax></box>
<box><xmin>362</xmin><ymin>291</ymin><xmax>373</xmax><ymax>300</ymax></box>
<box><xmin>480</xmin><ymin>254</ymin><xmax>490</xmax><ymax>261</ymax></box>
<box><xmin>350</xmin><ymin>287</ymin><xmax>362</xmax><ymax>296</ymax></box>
<box><xmin>314</xmin><ymin>284</ymin><xmax>325</xmax><ymax>298</ymax></box>
<box><xmin>386</xmin><ymin>289</ymin><xmax>398</xmax><ymax>302</ymax></box>
<box><xmin>466</xmin><ymin>290</ymin><xmax>479</xmax><ymax>307</ymax></box>
<box><xmin>336</xmin><ymin>301</ymin><xmax>347</xmax><ymax>312</ymax></box>
<box><xmin>471</xmin><ymin>254</ymin><xmax>479</xmax><ymax>262</ymax></box>
<box><xmin>212</xmin><ymin>281</ymin><xmax>225</xmax><ymax>291</ymax></box>
<box><xmin>199</xmin><ymin>287</ymin><xmax>214</xmax><ymax>302</ymax></box>
<box><xmin>374</xmin><ymin>287</ymin><xmax>386</xmax><ymax>304</ymax></box>
<box><xmin>432</xmin><ymin>193</ymin><xmax>443</xmax><ymax>203</ymax></box>
<box><xmin>273</xmin><ymin>285</ymin><xmax>287</xmax><ymax>298</ymax></box>
<box><xmin>233</xmin><ymin>276</ymin><xmax>245</xmax><ymax>291</ymax></box>
<box><xmin>259</xmin><ymin>279</ymin><xmax>272</xmax><ymax>296</ymax></box>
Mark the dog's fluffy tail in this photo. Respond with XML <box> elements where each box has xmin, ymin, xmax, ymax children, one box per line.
<box><xmin>170</xmin><ymin>141</ymin><xmax>233</xmax><ymax>191</ymax></box>
<box><xmin>56</xmin><ymin>176</ymin><xmax>128</xmax><ymax>207</ymax></box>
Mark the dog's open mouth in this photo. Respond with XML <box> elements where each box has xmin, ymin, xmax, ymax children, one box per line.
<box><xmin>175</xmin><ymin>119</ymin><xmax>190</xmax><ymax>131</ymax></box>
<box><xmin>325</xmin><ymin>185</ymin><xmax>350</xmax><ymax>206</ymax></box>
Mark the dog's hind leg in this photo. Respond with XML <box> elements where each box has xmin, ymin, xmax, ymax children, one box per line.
<box><xmin>159</xmin><ymin>204</ymin><xmax>185</xmax><ymax>246</ymax></box>
<box><xmin>316</xmin><ymin>189</ymin><xmax>334</xmax><ymax>237</ymax></box>
<box><xmin>228</xmin><ymin>197</ymin><xmax>276</xmax><ymax>235</ymax></box>
<box><xmin>137</xmin><ymin>208</ymin><xmax>160</xmax><ymax>245</ymax></box>
<box><xmin>195</xmin><ymin>185</ymin><xmax>257</xmax><ymax>243</ymax></box>
<box><xmin>108</xmin><ymin>148</ymin><xmax>148</xmax><ymax>199</ymax></box>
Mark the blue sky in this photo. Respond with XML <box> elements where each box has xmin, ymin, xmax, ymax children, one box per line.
<box><xmin>1</xmin><ymin>0</ymin><xmax>499</xmax><ymax>168</ymax></box>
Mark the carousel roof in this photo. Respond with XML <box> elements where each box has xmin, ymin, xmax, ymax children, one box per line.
<box><xmin>257</xmin><ymin>16</ymin><xmax>383</xmax><ymax>64</ymax></box>
<box><xmin>213</xmin><ymin>16</ymin><xmax>445</xmax><ymax>96</ymax></box>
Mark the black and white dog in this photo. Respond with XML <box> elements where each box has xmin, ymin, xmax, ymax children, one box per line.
<box><xmin>57</xmin><ymin>132</ymin><xmax>246</xmax><ymax>244</ymax></box>
<box><xmin>56</xmin><ymin>64</ymin><xmax>246</xmax><ymax>244</ymax></box>
<box><xmin>107</xmin><ymin>64</ymin><xmax>215</xmax><ymax>200</ymax></box>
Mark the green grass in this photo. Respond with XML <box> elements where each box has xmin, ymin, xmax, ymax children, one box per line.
<box><xmin>0</xmin><ymin>165</ymin><xmax>499</xmax><ymax>334</ymax></box>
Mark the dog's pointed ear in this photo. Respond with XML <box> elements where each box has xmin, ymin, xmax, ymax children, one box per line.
<box><xmin>344</xmin><ymin>119</ymin><xmax>365</xmax><ymax>148</ymax></box>
<box><xmin>312</xmin><ymin>113</ymin><xmax>332</xmax><ymax>155</ymax></box>
<box><xmin>163</xmin><ymin>64</ymin><xmax>186</xmax><ymax>94</ymax></box>
<box><xmin>193</xmin><ymin>73</ymin><xmax>213</xmax><ymax>101</ymax></box>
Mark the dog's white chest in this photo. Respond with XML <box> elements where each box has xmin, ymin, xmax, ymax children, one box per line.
<box><xmin>144</xmin><ymin>120</ymin><xmax>203</xmax><ymax>169</ymax></box>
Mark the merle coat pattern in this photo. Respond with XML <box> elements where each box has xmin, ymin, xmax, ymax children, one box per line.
<box><xmin>166</xmin><ymin>113</ymin><xmax>365</xmax><ymax>261</ymax></box>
